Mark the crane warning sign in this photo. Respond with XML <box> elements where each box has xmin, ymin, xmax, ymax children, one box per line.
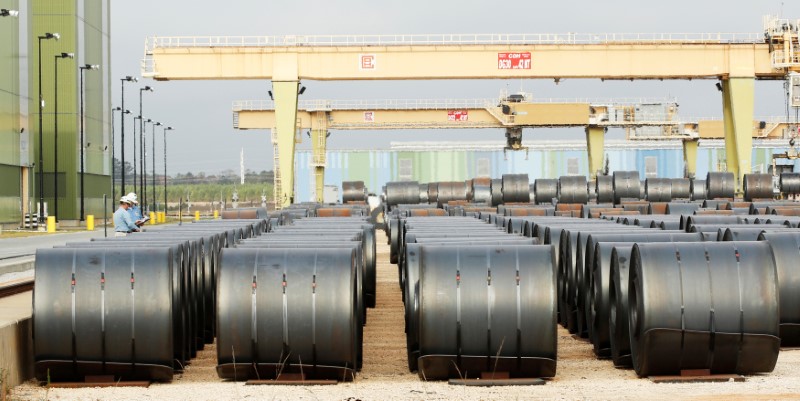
<box><xmin>497</xmin><ymin>52</ymin><xmax>531</xmax><ymax>69</ymax></box>
<box><xmin>448</xmin><ymin>110</ymin><xmax>469</xmax><ymax>121</ymax></box>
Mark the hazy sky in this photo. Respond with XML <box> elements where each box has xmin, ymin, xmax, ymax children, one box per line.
<box><xmin>112</xmin><ymin>0</ymin><xmax>800</xmax><ymax>174</ymax></box>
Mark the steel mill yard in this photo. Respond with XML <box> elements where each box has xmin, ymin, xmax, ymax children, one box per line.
<box><xmin>3</xmin><ymin>1</ymin><xmax>800</xmax><ymax>400</ymax></box>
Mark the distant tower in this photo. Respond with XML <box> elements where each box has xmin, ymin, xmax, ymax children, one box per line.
<box><xmin>240</xmin><ymin>148</ymin><xmax>245</xmax><ymax>185</ymax></box>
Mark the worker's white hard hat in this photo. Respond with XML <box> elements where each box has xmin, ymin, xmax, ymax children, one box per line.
<box><xmin>127</xmin><ymin>192</ymin><xmax>137</xmax><ymax>200</ymax></box>
<box><xmin>120</xmin><ymin>196</ymin><xmax>131</xmax><ymax>204</ymax></box>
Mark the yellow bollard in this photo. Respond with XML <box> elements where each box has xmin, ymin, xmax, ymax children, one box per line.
<box><xmin>214</xmin><ymin>210</ymin><xmax>219</xmax><ymax>220</ymax></box>
<box><xmin>195</xmin><ymin>211</ymin><xmax>200</xmax><ymax>221</ymax></box>
<box><xmin>46</xmin><ymin>216</ymin><xmax>56</xmax><ymax>233</ymax></box>
<box><xmin>150</xmin><ymin>212</ymin><xmax>156</xmax><ymax>225</ymax></box>
<box><xmin>158</xmin><ymin>212</ymin><xmax>165</xmax><ymax>223</ymax></box>
<box><xmin>86</xmin><ymin>215</ymin><xmax>95</xmax><ymax>231</ymax></box>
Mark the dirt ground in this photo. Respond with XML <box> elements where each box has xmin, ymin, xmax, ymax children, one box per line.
<box><xmin>10</xmin><ymin>232</ymin><xmax>800</xmax><ymax>400</ymax></box>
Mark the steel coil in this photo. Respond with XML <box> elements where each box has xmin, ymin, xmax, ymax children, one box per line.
<box><xmin>609</xmin><ymin>244</ymin><xmax>635</xmax><ymax>367</ymax></box>
<box><xmin>386</xmin><ymin>181</ymin><xmax>421</xmax><ymax>207</ymax></box>
<box><xmin>670</xmin><ymin>178</ymin><xmax>692</xmax><ymax>199</ymax></box>
<box><xmin>416</xmin><ymin>245</ymin><xmax>557</xmax><ymax>380</ymax></box>
<box><xmin>706</xmin><ymin>172</ymin><xmax>735</xmax><ymax>199</ymax></box>
<box><xmin>596</xmin><ymin>176</ymin><xmax>614</xmax><ymax>203</ymax></box>
<box><xmin>533</xmin><ymin>179</ymin><xmax>558</xmax><ymax>205</ymax></box>
<box><xmin>34</xmin><ymin>248</ymin><xmax>175</xmax><ymax>382</ymax></box>
<box><xmin>664</xmin><ymin>202</ymin><xmax>700</xmax><ymax>215</ymax></box>
<box><xmin>629</xmin><ymin>242</ymin><xmax>780</xmax><ymax>376</ymax></box>
<box><xmin>491</xmin><ymin>179</ymin><xmax>503</xmax><ymax>206</ymax></box>
<box><xmin>644</xmin><ymin>178</ymin><xmax>672</xmax><ymax>202</ymax></box>
<box><xmin>501</xmin><ymin>174</ymin><xmax>531</xmax><ymax>203</ymax></box>
<box><xmin>216</xmin><ymin>248</ymin><xmax>359</xmax><ymax>380</ymax></box>
<box><xmin>743</xmin><ymin>173</ymin><xmax>774</xmax><ymax>201</ymax></box>
<box><xmin>472</xmin><ymin>184</ymin><xmax>492</xmax><ymax>205</ymax></box>
<box><xmin>690</xmin><ymin>179</ymin><xmax>707</xmax><ymax>201</ymax></box>
<box><xmin>757</xmin><ymin>232</ymin><xmax>800</xmax><ymax>346</ymax></box>
<box><xmin>779</xmin><ymin>173</ymin><xmax>800</xmax><ymax>195</ymax></box>
<box><xmin>418</xmin><ymin>184</ymin><xmax>429</xmax><ymax>203</ymax></box>
<box><xmin>342</xmin><ymin>181</ymin><xmax>368</xmax><ymax>203</ymax></box>
<box><xmin>612</xmin><ymin>171</ymin><xmax>641</xmax><ymax>204</ymax></box>
<box><xmin>427</xmin><ymin>182</ymin><xmax>439</xmax><ymax>204</ymax></box>
<box><xmin>221</xmin><ymin>208</ymin><xmax>268</xmax><ymax>219</ymax></box>
<box><xmin>558</xmin><ymin>176</ymin><xmax>589</xmax><ymax>204</ymax></box>
<box><xmin>436</xmin><ymin>181</ymin><xmax>468</xmax><ymax>206</ymax></box>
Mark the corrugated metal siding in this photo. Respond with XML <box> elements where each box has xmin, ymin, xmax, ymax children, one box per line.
<box><xmin>294</xmin><ymin>145</ymin><xmax>791</xmax><ymax>202</ymax></box>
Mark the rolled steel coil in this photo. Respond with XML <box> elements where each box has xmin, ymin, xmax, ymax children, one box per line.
<box><xmin>779</xmin><ymin>173</ymin><xmax>800</xmax><ymax>195</ymax></box>
<box><xmin>664</xmin><ymin>202</ymin><xmax>700</xmax><ymax>215</ymax></box>
<box><xmin>436</xmin><ymin>181</ymin><xmax>468</xmax><ymax>207</ymax></box>
<box><xmin>217</xmin><ymin>248</ymin><xmax>359</xmax><ymax>380</ymax></box>
<box><xmin>488</xmin><ymin>179</ymin><xmax>502</xmax><ymax>206</ymax></box>
<box><xmin>608</xmin><ymin>244</ymin><xmax>635</xmax><ymax>367</ymax></box>
<box><xmin>587</xmin><ymin>180</ymin><xmax>597</xmax><ymax>202</ymax></box>
<box><xmin>586</xmin><ymin>233</ymin><xmax>704</xmax><ymax>358</ymax></box>
<box><xmin>427</xmin><ymin>182</ymin><xmax>439</xmax><ymax>204</ymax></box>
<box><xmin>317</xmin><ymin>208</ymin><xmax>353</xmax><ymax>217</ymax></box>
<box><xmin>386</xmin><ymin>181</ymin><xmax>420</xmax><ymax>207</ymax></box>
<box><xmin>389</xmin><ymin>218</ymin><xmax>401</xmax><ymax>264</ymax></box>
<box><xmin>501</xmin><ymin>174</ymin><xmax>531</xmax><ymax>203</ymax></box>
<box><xmin>418</xmin><ymin>184</ymin><xmax>429</xmax><ymax>203</ymax></box>
<box><xmin>670</xmin><ymin>178</ymin><xmax>692</xmax><ymax>199</ymax></box>
<box><xmin>680</xmin><ymin>214</ymin><xmax>740</xmax><ymax>231</ymax></box>
<box><xmin>529</xmin><ymin>184</ymin><xmax>536</xmax><ymax>203</ymax></box>
<box><xmin>533</xmin><ymin>179</ymin><xmax>558</xmax><ymax>205</ymax></box>
<box><xmin>691</xmin><ymin>179</ymin><xmax>707</xmax><ymax>201</ymax></box>
<box><xmin>34</xmin><ymin>248</ymin><xmax>175</xmax><ymax>382</ymax></box>
<box><xmin>416</xmin><ymin>245</ymin><xmax>557</xmax><ymax>380</ymax></box>
<box><xmin>721</xmin><ymin>226</ymin><xmax>788</xmax><ymax>241</ymax></box>
<box><xmin>644</xmin><ymin>178</ymin><xmax>672</xmax><ymax>202</ymax></box>
<box><xmin>595</xmin><ymin>176</ymin><xmax>614</xmax><ymax>204</ymax></box>
<box><xmin>558</xmin><ymin>176</ymin><xmax>589</xmax><ymax>204</ymax></box>
<box><xmin>628</xmin><ymin>242</ymin><xmax>780</xmax><ymax>376</ymax></box>
<box><xmin>612</xmin><ymin>171</ymin><xmax>641</xmax><ymax>204</ymax></box>
<box><xmin>706</xmin><ymin>172</ymin><xmax>735</xmax><ymax>199</ymax></box>
<box><xmin>342</xmin><ymin>181</ymin><xmax>368</xmax><ymax>203</ymax></box>
<box><xmin>464</xmin><ymin>179</ymin><xmax>474</xmax><ymax>201</ymax></box>
<box><xmin>472</xmin><ymin>184</ymin><xmax>492</xmax><ymax>205</ymax></box>
<box><xmin>757</xmin><ymin>232</ymin><xmax>800</xmax><ymax>346</ymax></box>
<box><xmin>743</xmin><ymin>173</ymin><xmax>774</xmax><ymax>201</ymax></box>
<box><xmin>221</xmin><ymin>208</ymin><xmax>268</xmax><ymax>219</ymax></box>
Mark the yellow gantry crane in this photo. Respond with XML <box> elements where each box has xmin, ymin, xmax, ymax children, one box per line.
<box><xmin>232</xmin><ymin>96</ymin><xmax>793</xmax><ymax>203</ymax></box>
<box><xmin>142</xmin><ymin>15</ymin><xmax>800</xmax><ymax>206</ymax></box>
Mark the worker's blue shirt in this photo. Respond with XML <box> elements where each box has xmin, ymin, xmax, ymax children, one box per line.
<box><xmin>114</xmin><ymin>207</ymin><xmax>138</xmax><ymax>232</ymax></box>
<box><xmin>128</xmin><ymin>205</ymin><xmax>142</xmax><ymax>221</ymax></box>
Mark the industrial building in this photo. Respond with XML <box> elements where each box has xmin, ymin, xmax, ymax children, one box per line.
<box><xmin>0</xmin><ymin>0</ymin><xmax>112</xmax><ymax>227</ymax></box>
<box><xmin>294</xmin><ymin>140</ymin><xmax>795</xmax><ymax>202</ymax></box>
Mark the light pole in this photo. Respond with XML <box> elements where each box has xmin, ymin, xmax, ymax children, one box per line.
<box><xmin>163</xmin><ymin>126</ymin><xmax>174</xmax><ymax>213</ymax></box>
<box><xmin>37</xmin><ymin>32</ymin><xmax>59</xmax><ymax>223</ymax></box>
<box><xmin>139</xmin><ymin>86</ymin><xmax>153</xmax><ymax>211</ymax></box>
<box><xmin>79</xmin><ymin>64</ymin><xmax>99</xmax><ymax>221</ymax></box>
<box><xmin>152</xmin><ymin>121</ymin><xmax>161</xmax><ymax>211</ymax></box>
<box><xmin>120</xmin><ymin>76</ymin><xmax>137</xmax><ymax>195</ymax></box>
<box><xmin>0</xmin><ymin>8</ymin><xmax>19</xmax><ymax>17</ymax></box>
<box><xmin>111</xmin><ymin>107</ymin><xmax>131</xmax><ymax>200</ymax></box>
<box><xmin>132</xmin><ymin>115</ymin><xmax>140</xmax><ymax>197</ymax></box>
<box><xmin>53</xmin><ymin>52</ymin><xmax>74</xmax><ymax>222</ymax></box>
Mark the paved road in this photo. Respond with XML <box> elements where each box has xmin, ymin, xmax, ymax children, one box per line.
<box><xmin>0</xmin><ymin>230</ymin><xmax>108</xmax><ymax>259</ymax></box>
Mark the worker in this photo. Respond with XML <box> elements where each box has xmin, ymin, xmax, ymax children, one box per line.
<box><xmin>126</xmin><ymin>192</ymin><xmax>146</xmax><ymax>226</ymax></box>
<box><xmin>114</xmin><ymin>196</ymin><xmax>139</xmax><ymax>236</ymax></box>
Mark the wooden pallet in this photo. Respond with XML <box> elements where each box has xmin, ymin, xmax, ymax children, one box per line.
<box><xmin>448</xmin><ymin>371</ymin><xmax>546</xmax><ymax>387</ymax></box>
<box><xmin>47</xmin><ymin>375</ymin><xmax>150</xmax><ymax>388</ymax></box>
<box><xmin>246</xmin><ymin>373</ymin><xmax>337</xmax><ymax>386</ymax></box>
<box><xmin>650</xmin><ymin>369</ymin><xmax>745</xmax><ymax>384</ymax></box>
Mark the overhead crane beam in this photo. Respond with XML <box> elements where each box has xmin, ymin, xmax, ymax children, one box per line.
<box><xmin>144</xmin><ymin>22</ymin><xmax>799</xmax><ymax>204</ymax></box>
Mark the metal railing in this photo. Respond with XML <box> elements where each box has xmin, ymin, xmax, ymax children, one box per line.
<box><xmin>232</xmin><ymin>97</ymin><xmax>679</xmax><ymax>111</ymax></box>
<box><xmin>145</xmin><ymin>32</ymin><xmax>765</xmax><ymax>52</ymax></box>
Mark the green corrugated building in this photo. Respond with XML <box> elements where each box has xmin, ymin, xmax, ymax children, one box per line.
<box><xmin>0</xmin><ymin>0</ymin><xmax>111</xmax><ymax>227</ymax></box>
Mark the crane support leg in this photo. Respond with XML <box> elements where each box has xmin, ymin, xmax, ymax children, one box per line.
<box><xmin>721</xmin><ymin>77</ymin><xmax>755</xmax><ymax>194</ymax></box>
<box><xmin>311</xmin><ymin>129</ymin><xmax>327</xmax><ymax>203</ymax></box>
<box><xmin>682</xmin><ymin>138</ymin><xmax>699</xmax><ymax>179</ymax></box>
<box><xmin>273</xmin><ymin>81</ymin><xmax>300</xmax><ymax>207</ymax></box>
<box><xmin>585</xmin><ymin>126</ymin><xmax>605</xmax><ymax>180</ymax></box>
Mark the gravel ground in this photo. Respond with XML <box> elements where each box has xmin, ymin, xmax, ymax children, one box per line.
<box><xmin>11</xmin><ymin>232</ymin><xmax>800</xmax><ymax>400</ymax></box>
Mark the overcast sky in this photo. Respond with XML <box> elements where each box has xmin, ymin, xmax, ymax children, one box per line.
<box><xmin>112</xmin><ymin>0</ymin><xmax>800</xmax><ymax>174</ymax></box>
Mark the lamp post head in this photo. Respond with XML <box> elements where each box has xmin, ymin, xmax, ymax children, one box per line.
<box><xmin>113</xmin><ymin>106</ymin><xmax>121</xmax><ymax>111</ymax></box>
<box><xmin>165</xmin><ymin>126</ymin><xmax>174</xmax><ymax>131</ymax></box>
<box><xmin>123</xmin><ymin>109</ymin><xmax>131</xmax><ymax>115</ymax></box>
<box><xmin>39</xmin><ymin>32</ymin><xmax>60</xmax><ymax>40</ymax></box>
<box><xmin>155</xmin><ymin>122</ymin><xmax>162</xmax><ymax>127</ymax></box>
<box><xmin>123</xmin><ymin>76</ymin><xmax>138</xmax><ymax>83</ymax></box>
<box><xmin>57</xmin><ymin>52</ymin><xmax>74</xmax><ymax>59</ymax></box>
<box><xmin>81</xmin><ymin>64</ymin><xmax>100</xmax><ymax>70</ymax></box>
<box><xmin>141</xmin><ymin>86</ymin><xmax>153</xmax><ymax>92</ymax></box>
<box><xmin>145</xmin><ymin>118</ymin><xmax>152</xmax><ymax>123</ymax></box>
<box><xmin>1</xmin><ymin>9</ymin><xmax>20</xmax><ymax>17</ymax></box>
